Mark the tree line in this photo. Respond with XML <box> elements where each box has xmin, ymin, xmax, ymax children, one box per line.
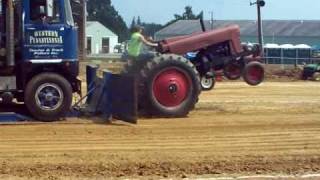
<box><xmin>87</xmin><ymin>0</ymin><xmax>203</xmax><ymax>42</ymax></box>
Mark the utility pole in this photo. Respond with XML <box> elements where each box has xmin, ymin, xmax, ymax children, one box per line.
<box><xmin>6</xmin><ymin>0</ymin><xmax>14</xmax><ymax>67</ymax></box>
<box><xmin>209</xmin><ymin>11</ymin><xmax>214</xmax><ymax>30</ymax></box>
<box><xmin>250</xmin><ymin>0</ymin><xmax>265</xmax><ymax>53</ymax></box>
<box><xmin>79</xmin><ymin>0</ymin><xmax>87</xmax><ymax>61</ymax></box>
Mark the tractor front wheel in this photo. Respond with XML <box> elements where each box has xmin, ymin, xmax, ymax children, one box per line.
<box><xmin>243</xmin><ymin>62</ymin><xmax>265</xmax><ymax>86</ymax></box>
<box><xmin>224</xmin><ymin>60</ymin><xmax>245</xmax><ymax>80</ymax></box>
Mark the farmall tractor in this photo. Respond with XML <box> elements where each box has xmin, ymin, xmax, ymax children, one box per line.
<box><xmin>123</xmin><ymin>25</ymin><xmax>265</xmax><ymax>117</ymax></box>
<box><xmin>183</xmin><ymin>25</ymin><xmax>263</xmax><ymax>91</ymax></box>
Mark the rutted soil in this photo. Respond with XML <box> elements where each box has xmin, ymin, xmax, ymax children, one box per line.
<box><xmin>0</xmin><ymin>82</ymin><xmax>320</xmax><ymax>179</ymax></box>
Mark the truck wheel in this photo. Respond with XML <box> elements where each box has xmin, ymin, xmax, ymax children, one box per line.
<box><xmin>243</xmin><ymin>62</ymin><xmax>265</xmax><ymax>86</ymax></box>
<box><xmin>201</xmin><ymin>76</ymin><xmax>215</xmax><ymax>91</ymax></box>
<box><xmin>140</xmin><ymin>54</ymin><xmax>201</xmax><ymax>117</ymax></box>
<box><xmin>313</xmin><ymin>72</ymin><xmax>320</xmax><ymax>81</ymax></box>
<box><xmin>224</xmin><ymin>60</ymin><xmax>244</xmax><ymax>80</ymax></box>
<box><xmin>25</xmin><ymin>73</ymin><xmax>72</xmax><ymax>122</ymax></box>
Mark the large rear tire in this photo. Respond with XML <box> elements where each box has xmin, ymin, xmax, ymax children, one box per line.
<box><xmin>243</xmin><ymin>62</ymin><xmax>265</xmax><ymax>86</ymax></box>
<box><xmin>140</xmin><ymin>54</ymin><xmax>201</xmax><ymax>117</ymax></box>
<box><xmin>25</xmin><ymin>73</ymin><xmax>73</xmax><ymax>122</ymax></box>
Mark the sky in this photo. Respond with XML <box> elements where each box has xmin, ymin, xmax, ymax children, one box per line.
<box><xmin>112</xmin><ymin>0</ymin><xmax>320</xmax><ymax>25</ymax></box>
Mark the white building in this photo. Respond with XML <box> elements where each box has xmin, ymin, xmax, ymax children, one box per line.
<box><xmin>86</xmin><ymin>21</ymin><xmax>119</xmax><ymax>54</ymax></box>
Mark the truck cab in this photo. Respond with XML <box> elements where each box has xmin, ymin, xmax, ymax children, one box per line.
<box><xmin>0</xmin><ymin>0</ymin><xmax>79</xmax><ymax>121</ymax></box>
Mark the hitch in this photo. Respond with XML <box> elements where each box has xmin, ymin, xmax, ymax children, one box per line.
<box><xmin>73</xmin><ymin>65</ymin><xmax>138</xmax><ymax>124</ymax></box>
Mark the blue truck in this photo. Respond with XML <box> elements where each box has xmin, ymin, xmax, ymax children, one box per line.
<box><xmin>0</xmin><ymin>0</ymin><xmax>80</xmax><ymax>121</ymax></box>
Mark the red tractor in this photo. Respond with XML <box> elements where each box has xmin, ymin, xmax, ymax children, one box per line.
<box><xmin>123</xmin><ymin>24</ymin><xmax>264</xmax><ymax>117</ymax></box>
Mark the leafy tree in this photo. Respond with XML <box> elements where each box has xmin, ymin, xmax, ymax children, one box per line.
<box><xmin>87</xmin><ymin>0</ymin><xmax>129</xmax><ymax>42</ymax></box>
<box><xmin>140</xmin><ymin>22</ymin><xmax>163</xmax><ymax>38</ymax></box>
<box><xmin>130</xmin><ymin>16</ymin><xmax>163</xmax><ymax>38</ymax></box>
<box><xmin>165</xmin><ymin>6</ymin><xmax>203</xmax><ymax>27</ymax></box>
<box><xmin>197</xmin><ymin>11</ymin><xmax>204</xmax><ymax>20</ymax></box>
<box><xmin>182</xmin><ymin>6</ymin><xmax>197</xmax><ymax>19</ymax></box>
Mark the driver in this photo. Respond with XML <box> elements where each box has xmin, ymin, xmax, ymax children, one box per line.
<box><xmin>127</xmin><ymin>25</ymin><xmax>158</xmax><ymax>61</ymax></box>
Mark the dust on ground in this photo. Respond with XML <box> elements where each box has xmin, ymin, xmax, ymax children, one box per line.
<box><xmin>0</xmin><ymin>82</ymin><xmax>320</xmax><ymax>179</ymax></box>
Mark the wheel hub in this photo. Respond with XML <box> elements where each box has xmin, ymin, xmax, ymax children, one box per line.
<box><xmin>153</xmin><ymin>68</ymin><xmax>191</xmax><ymax>107</ymax></box>
<box><xmin>168</xmin><ymin>83</ymin><xmax>178</xmax><ymax>94</ymax></box>
<box><xmin>45</xmin><ymin>92</ymin><xmax>54</xmax><ymax>101</ymax></box>
<box><xmin>201</xmin><ymin>77</ymin><xmax>213</xmax><ymax>87</ymax></box>
<box><xmin>248</xmin><ymin>66</ymin><xmax>263</xmax><ymax>81</ymax></box>
<box><xmin>36</xmin><ymin>83</ymin><xmax>64</xmax><ymax>111</ymax></box>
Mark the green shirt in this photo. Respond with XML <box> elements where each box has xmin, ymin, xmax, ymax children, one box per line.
<box><xmin>127</xmin><ymin>32</ymin><xmax>143</xmax><ymax>57</ymax></box>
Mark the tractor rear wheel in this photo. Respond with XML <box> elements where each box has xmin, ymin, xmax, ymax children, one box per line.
<box><xmin>25</xmin><ymin>73</ymin><xmax>72</xmax><ymax>122</ymax></box>
<box><xmin>140</xmin><ymin>54</ymin><xmax>201</xmax><ymax>117</ymax></box>
<box><xmin>224</xmin><ymin>60</ymin><xmax>245</xmax><ymax>80</ymax></box>
<box><xmin>243</xmin><ymin>62</ymin><xmax>265</xmax><ymax>86</ymax></box>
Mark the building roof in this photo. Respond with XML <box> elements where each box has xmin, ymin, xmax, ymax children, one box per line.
<box><xmin>86</xmin><ymin>21</ymin><xmax>118</xmax><ymax>37</ymax></box>
<box><xmin>155</xmin><ymin>20</ymin><xmax>320</xmax><ymax>40</ymax></box>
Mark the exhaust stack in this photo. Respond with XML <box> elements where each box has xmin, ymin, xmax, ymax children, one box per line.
<box><xmin>200</xmin><ymin>18</ymin><xmax>206</xmax><ymax>32</ymax></box>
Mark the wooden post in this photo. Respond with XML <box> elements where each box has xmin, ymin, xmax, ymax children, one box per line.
<box><xmin>6</xmin><ymin>0</ymin><xmax>15</xmax><ymax>67</ymax></box>
<box><xmin>78</xmin><ymin>0</ymin><xmax>87</xmax><ymax>61</ymax></box>
<box><xmin>295</xmin><ymin>49</ymin><xmax>298</xmax><ymax>68</ymax></box>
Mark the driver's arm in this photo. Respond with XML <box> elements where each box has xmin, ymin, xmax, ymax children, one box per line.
<box><xmin>140</xmin><ymin>36</ymin><xmax>158</xmax><ymax>47</ymax></box>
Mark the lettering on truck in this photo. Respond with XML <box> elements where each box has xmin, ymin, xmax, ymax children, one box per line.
<box><xmin>29</xmin><ymin>30</ymin><xmax>63</xmax><ymax>44</ymax></box>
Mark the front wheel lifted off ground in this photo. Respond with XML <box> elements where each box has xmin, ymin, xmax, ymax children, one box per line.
<box><xmin>243</xmin><ymin>61</ymin><xmax>265</xmax><ymax>86</ymax></box>
<box><xmin>140</xmin><ymin>54</ymin><xmax>201</xmax><ymax>117</ymax></box>
<box><xmin>25</xmin><ymin>73</ymin><xmax>73</xmax><ymax>122</ymax></box>
<box><xmin>223</xmin><ymin>60</ymin><xmax>245</xmax><ymax>80</ymax></box>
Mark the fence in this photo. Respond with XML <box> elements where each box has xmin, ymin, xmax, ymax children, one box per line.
<box><xmin>263</xmin><ymin>46</ymin><xmax>320</xmax><ymax>66</ymax></box>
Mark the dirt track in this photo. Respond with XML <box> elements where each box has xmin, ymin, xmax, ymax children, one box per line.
<box><xmin>0</xmin><ymin>82</ymin><xmax>320</xmax><ymax>179</ymax></box>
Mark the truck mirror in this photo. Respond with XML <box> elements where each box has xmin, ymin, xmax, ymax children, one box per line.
<box><xmin>38</xmin><ymin>5</ymin><xmax>46</xmax><ymax>16</ymax></box>
<box><xmin>46</xmin><ymin>0</ymin><xmax>54</xmax><ymax>18</ymax></box>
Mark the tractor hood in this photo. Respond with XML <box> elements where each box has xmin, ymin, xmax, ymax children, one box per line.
<box><xmin>304</xmin><ymin>64</ymin><xmax>320</xmax><ymax>71</ymax></box>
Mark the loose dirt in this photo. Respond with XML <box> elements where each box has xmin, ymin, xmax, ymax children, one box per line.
<box><xmin>0</xmin><ymin>82</ymin><xmax>319</xmax><ymax>179</ymax></box>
